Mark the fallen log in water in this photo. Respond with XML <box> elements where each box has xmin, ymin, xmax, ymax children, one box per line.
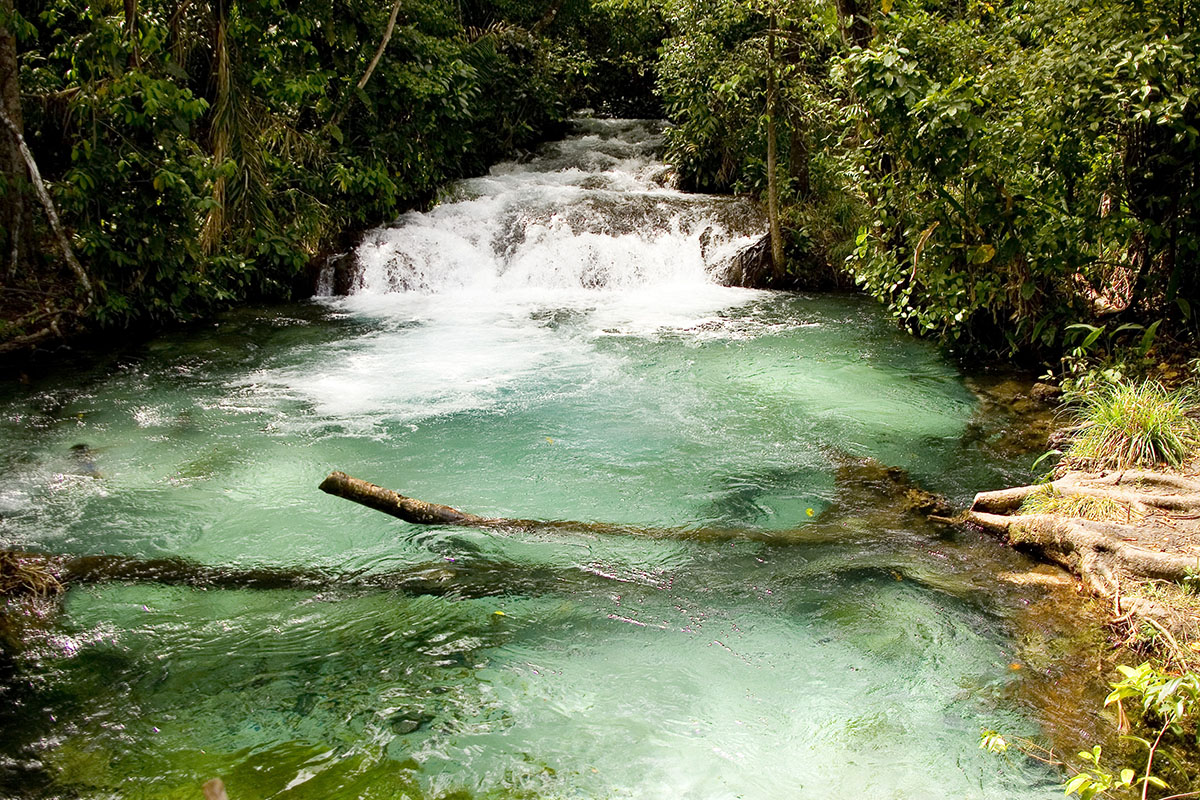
<box><xmin>0</xmin><ymin>461</ymin><xmax>951</xmax><ymax>606</ymax></box>
<box><xmin>318</xmin><ymin>467</ymin><xmax>951</xmax><ymax>544</ymax></box>
<box><xmin>0</xmin><ymin>548</ymin><xmax>619</xmax><ymax>604</ymax></box>
<box><xmin>319</xmin><ymin>470</ymin><xmax>779</xmax><ymax>542</ymax></box>
<box><xmin>318</xmin><ymin>471</ymin><xmax>490</xmax><ymax>526</ymax></box>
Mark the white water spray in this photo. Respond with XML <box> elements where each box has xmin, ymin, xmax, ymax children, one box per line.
<box><xmin>322</xmin><ymin>118</ymin><xmax>765</xmax><ymax>300</ymax></box>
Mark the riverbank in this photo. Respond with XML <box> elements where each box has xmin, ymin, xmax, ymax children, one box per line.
<box><xmin>962</xmin><ymin>375</ymin><xmax>1200</xmax><ymax>658</ymax></box>
<box><xmin>969</xmin><ymin>465</ymin><xmax>1200</xmax><ymax>669</ymax></box>
<box><xmin>961</xmin><ymin>374</ymin><xmax>1200</xmax><ymax>796</ymax></box>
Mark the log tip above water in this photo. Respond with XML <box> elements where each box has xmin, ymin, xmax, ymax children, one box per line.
<box><xmin>320</xmin><ymin>471</ymin><xmax>482</xmax><ymax>526</ymax></box>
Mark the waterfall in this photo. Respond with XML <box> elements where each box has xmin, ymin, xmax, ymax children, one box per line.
<box><xmin>322</xmin><ymin>118</ymin><xmax>766</xmax><ymax>297</ymax></box>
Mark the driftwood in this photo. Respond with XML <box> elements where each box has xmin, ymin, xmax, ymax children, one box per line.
<box><xmin>319</xmin><ymin>470</ymin><xmax>785</xmax><ymax>543</ymax></box>
<box><xmin>319</xmin><ymin>468</ymin><xmax>950</xmax><ymax>544</ymax></box>
<box><xmin>0</xmin><ymin>459</ymin><xmax>956</xmax><ymax>647</ymax></box>
<box><xmin>968</xmin><ymin>471</ymin><xmax>1200</xmax><ymax>599</ymax></box>
<box><xmin>0</xmin><ymin>460</ymin><xmax>949</xmax><ymax>607</ymax></box>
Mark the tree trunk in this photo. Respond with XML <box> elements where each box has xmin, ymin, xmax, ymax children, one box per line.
<box><xmin>355</xmin><ymin>0</ymin><xmax>403</xmax><ymax>91</ymax></box>
<box><xmin>835</xmin><ymin>0</ymin><xmax>873</xmax><ymax>49</ymax></box>
<box><xmin>200</xmin><ymin>0</ymin><xmax>231</xmax><ymax>255</ymax></box>
<box><xmin>124</xmin><ymin>0</ymin><xmax>140</xmax><ymax>66</ymax></box>
<box><xmin>0</xmin><ymin>106</ymin><xmax>93</xmax><ymax>305</ymax></box>
<box><xmin>319</xmin><ymin>467</ymin><xmax>950</xmax><ymax>544</ymax></box>
<box><xmin>327</xmin><ymin>0</ymin><xmax>403</xmax><ymax>130</ymax></box>
<box><xmin>766</xmin><ymin>10</ymin><xmax>785</xmax><ymax>280</ymax></box>
<box><xmin>1</xmin><ymin>547</ymin><xmax>629</xmax><ymax>602</ymax></box>
<box><xmin>0</xmin><ymin>0</ymin><xmax>30</xmax><ymax>278</ymax></box>
<box><xmin>319</xmin><ymin>471</ymin><xmax>484</xmax><ymax>526</ymax></box>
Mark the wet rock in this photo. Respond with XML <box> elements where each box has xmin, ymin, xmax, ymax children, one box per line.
<box><xmin>717</xmin><ymin>232</ymin><xmax>855</xmax><ymax>291</ymax></box>
<box><xmin>1030</xmin><ymin>382</ymin><xmax>1063</xmax><ymax>405</ymax></box>
<box><xmin>388</xmin><ymin>711</ymin><xmax>435</xmax><ymax>735</ymax></box>
<box><xmin>833</xmin><ymin>457</ymin><xmax>953</xmax><ymax>519</ymax></box>
<box><xmin>963</xmin><ymin>375</ymin><xmax>1058</xmax><ymax>456</ymax></box>
<box><xmin>69</xmin><ymin>443</ymin><xmax>100</xmax><ymax>478</ymax></box>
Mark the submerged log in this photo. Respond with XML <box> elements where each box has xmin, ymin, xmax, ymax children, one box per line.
<box><xmin>1</xmin><ymin>461</ymin><xmax>951</xmax><ymax>605</ymax></box>
<box><xmin>319</xmin><ymin>467</ymin><xmax>951</xmax><ymax>544</ymax></box>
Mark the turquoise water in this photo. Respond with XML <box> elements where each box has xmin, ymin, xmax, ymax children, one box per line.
<box><xmin>0</xmin><ymin>120</ymin><xmax>1073</xmax><ymax>799</ymax></box>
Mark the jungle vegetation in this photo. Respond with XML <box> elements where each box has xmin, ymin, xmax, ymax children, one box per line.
<box><xmin>0</xmin><ymin>0</ymin><xmax>664</xmax><ymax>347</ymax></box>
<box><xmin>1</xmin><ymin>0</ymin><xmax>1197</xmax><ymax>361</ymax></box>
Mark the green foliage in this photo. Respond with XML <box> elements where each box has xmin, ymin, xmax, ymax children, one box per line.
<box><xmin>984</xmin><ymin>663</ymin><xmax>1200</xmax><ymax>799</ymax></box>
<box><xmin>1063</xmin><ymin>379</ymin><xmax>1199</xmax><ymax>472</ymax></box>
<box><xmin>1053</xmin><ymin>321</ymin><xmax>1163</xmax><ymax>396</ymax></box>
<box><xmin>1064</xmin><ymin>746</ymin><xmax>1142</xmax><ymax>799</ymax></box>
<box><xmin>7</xmin><ymin>0</ymin><xmax>606</xmax><ymax>332</ymax></box>
<box><xmin>654</xmin><ymin>0</ymin><xmax>1200</xmax><ymax>357</ymax></box>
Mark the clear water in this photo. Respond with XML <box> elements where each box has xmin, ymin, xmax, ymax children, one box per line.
<box><xmin>0</xmin><ymin>119</ymin><xmax>1077</xmax><ymax>799</ymax></box>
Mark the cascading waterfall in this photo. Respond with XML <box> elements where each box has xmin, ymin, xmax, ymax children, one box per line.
<box><xmin>321</xmin><ymin>118</ymin><xmax>764</xmax><ymax>297</ymax></box>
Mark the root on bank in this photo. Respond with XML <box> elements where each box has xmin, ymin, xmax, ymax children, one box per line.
<box><xmin>969</xmin><ymin>469</ymin><xmax>1200</xmax><ymax>641</ymax></box>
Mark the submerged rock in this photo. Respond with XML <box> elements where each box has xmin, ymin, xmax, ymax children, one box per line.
<box><xmin>716</xmin><ymin>232</ymin><xmax>856</xmax><ymax>291</ymax></box>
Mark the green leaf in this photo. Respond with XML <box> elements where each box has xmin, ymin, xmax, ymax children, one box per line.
<box><xmin>1139</xmin><ymin>319</ymin><xmax>1162</xmax><ymax>355</ymax></box>
<box><xmin>970</xmin><ymin>244</ymin><xmax>996</xmax><ymax>264</ymax></box>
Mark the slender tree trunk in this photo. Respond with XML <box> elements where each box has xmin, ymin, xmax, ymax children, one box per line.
<box><xmin>355</xmin><ymin>0</ymin><xmax>403</xmax><ymax>91</ymax></box>
<box><xmin>201</xmin><ymin>0</ymin><xmax>231</xmax><ymax>255</ymax></box>
<box><xmin>766</xmin><ymin>10</ymin><xmax>785</xmax><ymax>279</ymax></box>
<box><xmin>124</xmin><ymin>0</ymin><xmax>140</xmax><ymax>66</ymax></box>
<box><xmin>835</xmin><ymin>0</ymin><xmax>873</xmax><ymax>49</ymax></box>
<box><xmin>0</xmin><ymin>0</ymin><xmax>30</xmax><ymax>279</ymax></box>
<box><xmin>327</xmin><ymin>0</ymin><xmax>402</xmax><ymax>130</ymax></box>
<box><xmin>0</xmin><ymin>106</ymin><xmax>93</xmax><ymax>305</ymax></box>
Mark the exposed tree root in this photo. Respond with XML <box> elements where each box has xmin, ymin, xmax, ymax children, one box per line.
<box><xmin>969</xmin><ymin>470</ymin><xmax>1200</xmax><ymax>639</ymax></box>
<box><xmin>0</xmin><ymin>550</ymin><xmax>63</xmax><ymax>597</ymax></box>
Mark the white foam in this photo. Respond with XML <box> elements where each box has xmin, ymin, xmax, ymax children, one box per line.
<box><xmin>277</xmin><ymin>120</ymin><xmax>773</xmax><ymax>431</ymax></box>
<box><xmin>328</xmin><ymin>118</ymin><xmax>763</xmax><ymax>301</ymax></box>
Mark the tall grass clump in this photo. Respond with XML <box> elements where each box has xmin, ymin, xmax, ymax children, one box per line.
<box><xmin>1064</xmin><ymin>380</ymin><xmax>1199</xmax><ymax>472</ymax></box>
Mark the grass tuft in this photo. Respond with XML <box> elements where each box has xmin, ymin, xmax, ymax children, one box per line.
<box><xmin>1018</xmin><ymin>486</ymin><xmax>1129</xmax><ymax>521</ymax></box>
<box><xmin>1063</xmin><ymin>379</ymin><xmax>1199</xmax><ymax>472</ymax></box>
